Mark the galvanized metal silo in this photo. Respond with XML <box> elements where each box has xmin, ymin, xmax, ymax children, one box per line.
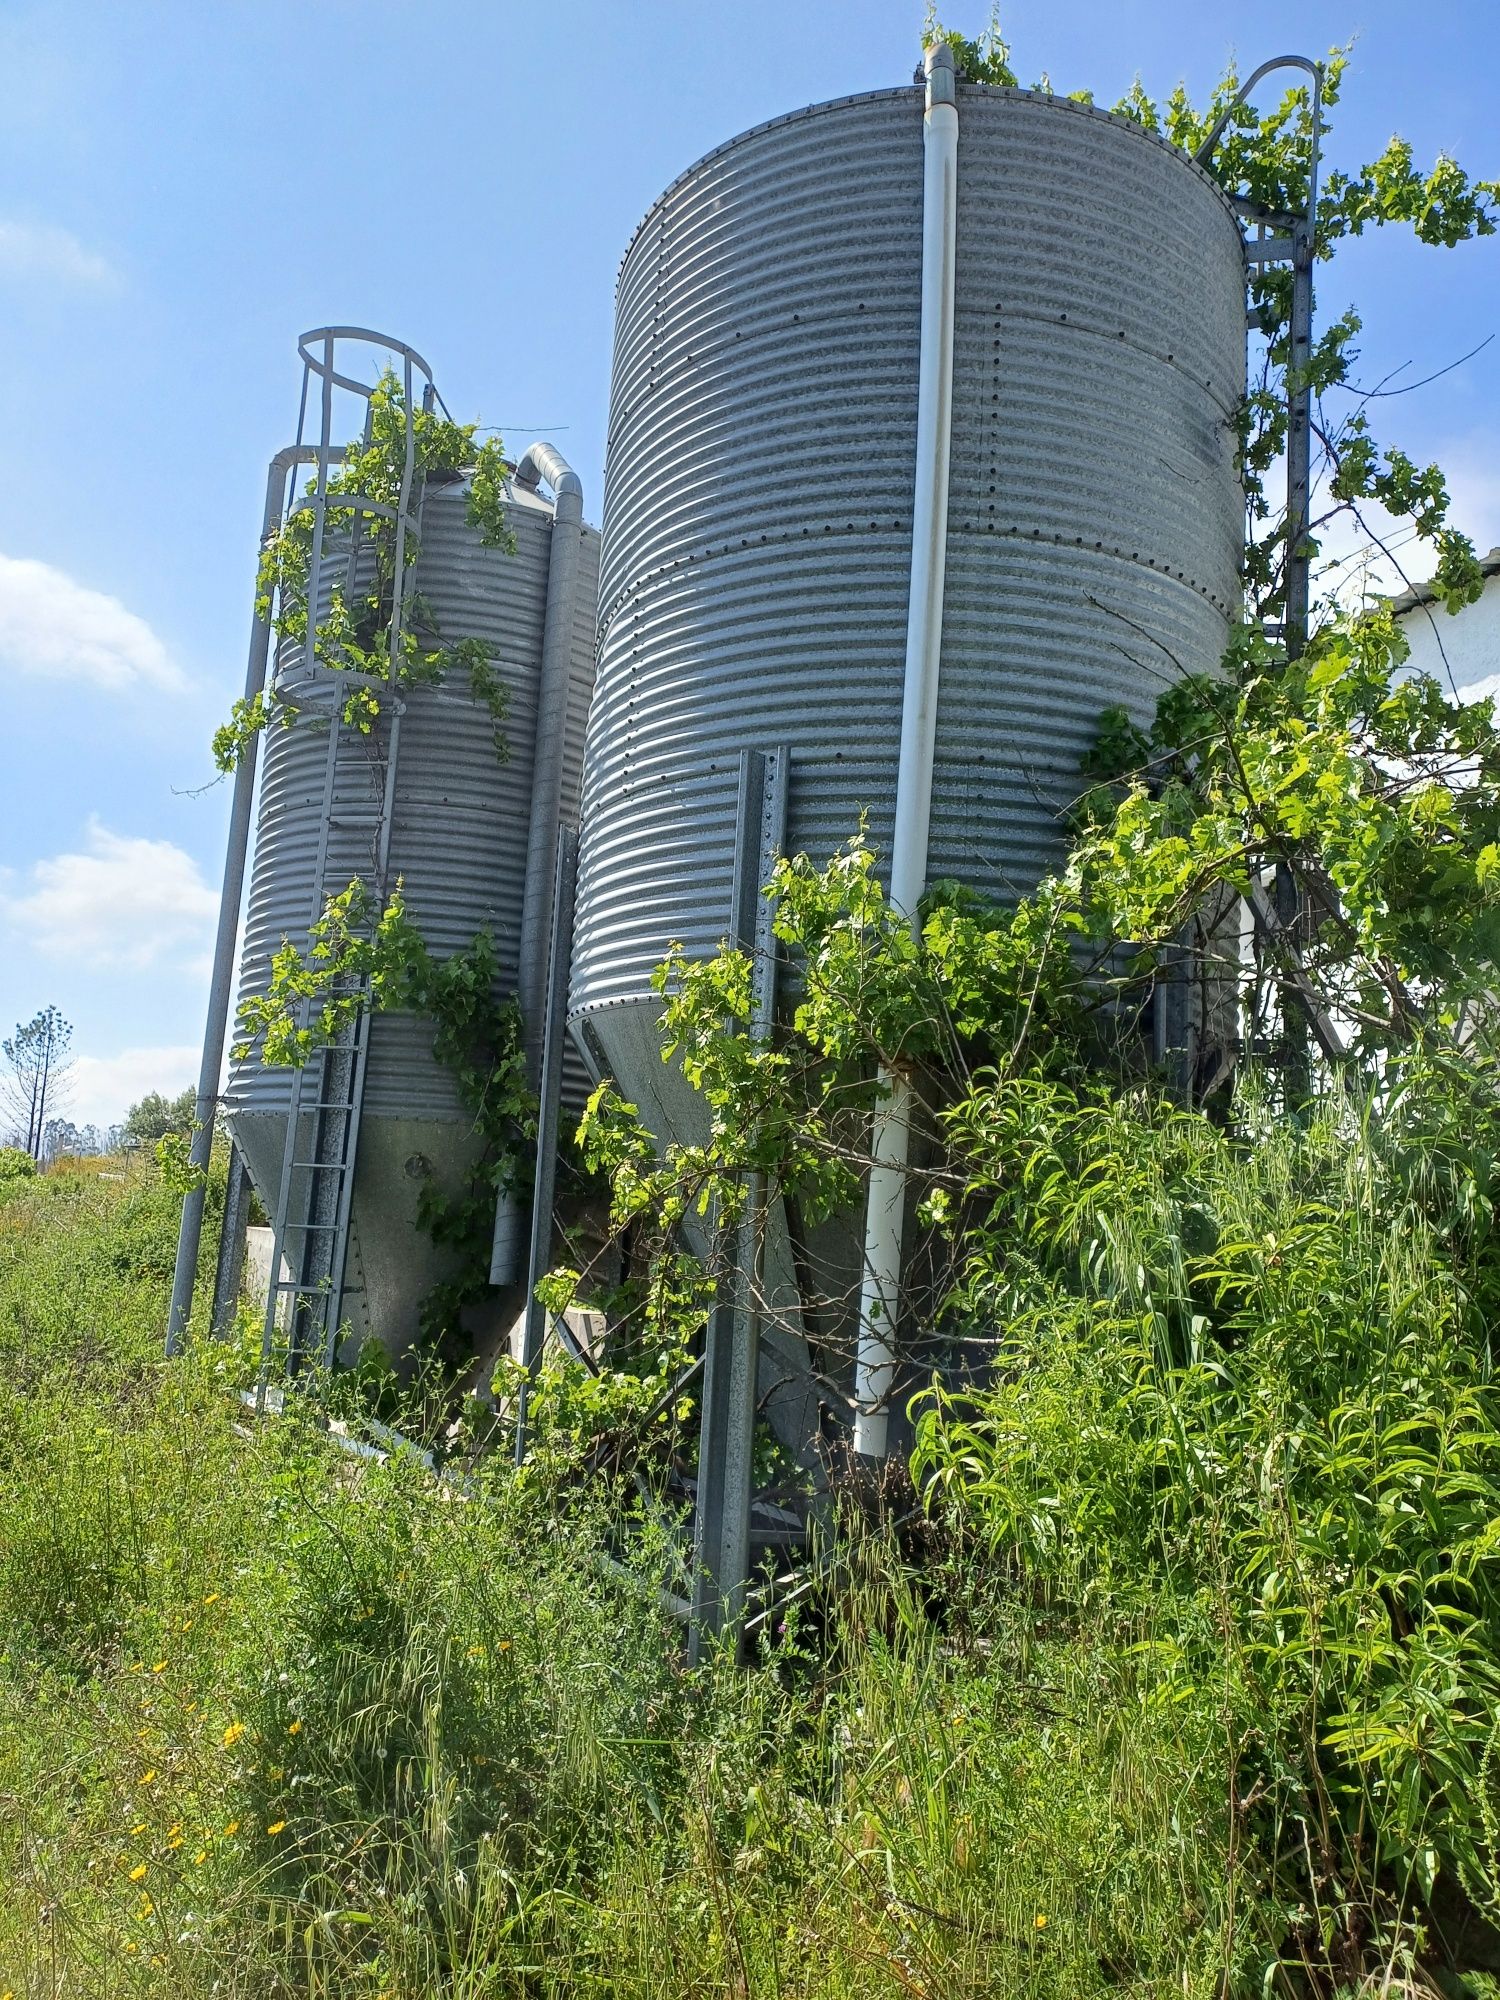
<box><xmin>174</xmin><ymin>331</ymin><xmax>601</xmax><ymax>1364</ymax></box>
<box><xmin>225</xmin><ymin>476</ymin><xmax>598</xmax><ymax>1352</ymax></box>
<box><xmin>573</xmin><ymin>81</ymin><xmax>1242</xmax><ymax>1038</ymax></box>
<box><xmin>567</xmin><ymin>74</ymin><xmax>1245</xmax><ymax>1460</ymax></box>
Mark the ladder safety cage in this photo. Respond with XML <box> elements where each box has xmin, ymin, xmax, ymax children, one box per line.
<box><xmin>257</xmin><ymin>329</ymin><xmax>440</xmax><ymax>1391</ymax></box>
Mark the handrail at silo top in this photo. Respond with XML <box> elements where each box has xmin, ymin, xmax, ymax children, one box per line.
<box><xmin>296</xmin><ymin>326</ymin><xmax>437</xmax><ymax>399</ymax></box>
<box><xmin>1193</xmin><ymin>56</ymin><xmax>1323</xmax><ymax>222</ymax></box>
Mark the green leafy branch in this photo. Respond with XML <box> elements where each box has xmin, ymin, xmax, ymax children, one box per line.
<box><xmin>235</xmin><ymin>878</ymin><xmax>533</xmax><ymax>1350</ymax></box>
<box><xmin>926</xmin><ymin>18</ymin><xmax>1496</xmax><ymax>630</ymax></box>
<box><xmin>213</xmin><ymin>373</ymin><xmax>516</xmax><ymax>773</ymax></box>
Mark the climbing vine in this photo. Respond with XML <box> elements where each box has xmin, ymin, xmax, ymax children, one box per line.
<box><xmin>234</xmin><ymin>877</ymin><xmax>533</xmax><ymax>1349</ymax></box>
<box><xmin>921</xmin><ymin>16</ymin><xmax>1500</xmax><ymax>626</ymax></box>
<box><xmin>212</xmin><ymin>371</ymin><xmax>516</xmax><ymax>773</ymax></box>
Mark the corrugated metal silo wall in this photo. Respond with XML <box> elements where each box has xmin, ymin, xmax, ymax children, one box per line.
<box><xmin>229</xmin><ymin>482</ymin><xmax>553</xmax><ymax>1121</ymax></box>
<box><xmin>225</xmin><ymin>478</ymin><xmax>600</xmax><ymax>1348</ymax></box>
<box><xmin>571</xmin><ymin>84</ymin><xmax>1243</xmax><ymax>1032</ymax></box>
<box><xmin>567</xmin><ymin>82</ymin><xmax>1244</xmax><ymax>1440</ymax></box>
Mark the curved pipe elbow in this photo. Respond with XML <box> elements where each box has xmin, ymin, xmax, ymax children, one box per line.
<box><xmin>515</xmin><ymin>441</ymin><xmax>583</xmax><ymax>519</ymax></box>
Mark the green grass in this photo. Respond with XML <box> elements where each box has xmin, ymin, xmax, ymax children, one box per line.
<box><xmin>0</xmin><ymin>1155</ymin><xmax>1255</xmax><ymax>1998</ymax></box>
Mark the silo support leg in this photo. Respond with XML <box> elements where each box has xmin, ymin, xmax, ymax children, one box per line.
<box><xmin>689</xmin><ymin>747</ymin><xmax>787</xmax><ymax>1665</ymax></box>
<box><xmin>691</xmin><ymin>1203</ymin><xmax>763</xmax><ymax>1663</ymax></box>
<box><xmin>211</xmin><ymin>1144</ymin><xmax>254</xmax><ymax>1340</ymax></box>
<box><xmin>514</xmin><ymin>827</ymin><xmax>580</xmax><ymax>1465</ymax></box>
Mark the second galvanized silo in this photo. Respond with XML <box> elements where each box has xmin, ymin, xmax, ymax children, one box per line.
<box><xmin>221</xmin><ymin>333</ymin><xmax>600</xmax><ymax>1362</ymax></box>
<box><xmin>571</xmin><ymin>73</ymin><xmax>1243</xmax><ymax>1100</ymax></box>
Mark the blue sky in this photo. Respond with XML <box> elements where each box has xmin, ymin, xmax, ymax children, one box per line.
<box><xmin>0</xmin><ymin>0</ymin><xmax>1496</xmax><ymax>1129</ymax></box>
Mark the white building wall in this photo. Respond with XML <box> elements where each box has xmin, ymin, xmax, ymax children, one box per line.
<box><xmin>1396</xmin><ymin>562</ymin><xmax>1500</xmax><ymax>704</ymax></box>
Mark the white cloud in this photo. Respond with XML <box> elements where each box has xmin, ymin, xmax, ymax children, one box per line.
<box><xmin>1</xmin><ymin>821</ymin><xmax>217</xmax><ymax>972</ymax></box>
<box><xmin>0</xmin><ymin>218</ymin><xmax>115</xmax><ymax>289</ymax></box>
<box><xmin>70</xmin><ymin>1044</ymin><xmax>201</xmax><ymax>1131</ymax></box>
<box><xmin>0</xmin><ymin>552</ymin><xmax>185</xmax><ymax>692</ymax></box>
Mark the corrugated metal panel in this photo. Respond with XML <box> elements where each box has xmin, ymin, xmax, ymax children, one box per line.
<box><xmin>228</xmin><ymin>479</ymin><xmax>599</xmax><ymax>1126</ymax></box>
<box><xmin>571</xmin><ymin>84</ymin><xmax>1244</xmax><ymax>1022</ymax></box>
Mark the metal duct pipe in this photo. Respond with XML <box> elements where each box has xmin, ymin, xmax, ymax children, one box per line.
<box><xmin>852</xmin><ymin>41</ymin><xmax>959</xmax><ymax>1459</ymax></box>
<box><xmin>166</xmin><ymin>444</ymin><xmax>315</xmax><ymax>1354</ymax></box>
<box><xmin>491</xmin><ymin>441</ymin><xmax>584</xmax><ymax>1285</ymax></box>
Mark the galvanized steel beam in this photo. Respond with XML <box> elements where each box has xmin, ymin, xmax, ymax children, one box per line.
<box><xmin>209</xmin><ymin>1142</ymin><xmax>254</xmax><ymax>1340</ymax></box>
<box><xmin>514</xmin><ymin>825</ymin><xmax>581</xmax><ymax>1465</ymax></box>
<box><xmin>690</xmin><ymin>746</ymin><xmax>787</xmax><ymax>1662</ymax></box>
<box><xmin>166</xmin><ymin>444</ymin><xmax>317</xmax><ymax>1356</ymax></box>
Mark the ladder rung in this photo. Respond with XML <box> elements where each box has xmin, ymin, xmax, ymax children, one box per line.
<box><xmin>290</xmin><ymin>1158</ymin><xmax>352</xmax><ymax>1172</ymax></box>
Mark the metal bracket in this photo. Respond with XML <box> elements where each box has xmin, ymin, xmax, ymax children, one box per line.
<box><xmin>210</xmin><ymin>1144</ymin><xmax>254</xmax><ymax>1340</ymax></box>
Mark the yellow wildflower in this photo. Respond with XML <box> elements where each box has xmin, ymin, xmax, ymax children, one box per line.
<box><xmin>222</xmin><ymin>1721</ymin><xmax>245</xmax><ymax>1747</ymax></box>
<box><xmin>288</xmin><ymin>1719</ymin><xmax>302</xmax><ymax>1735</ymax></box>
<box><xmin>181</xmin><ymin>1618</ymin><xmax>193</xmax><ymax>1632</ymax></box>
<box><xmin>193</xmin><ymin>1851</ymin><xmax>207</xmax><ymax>1865</ymax></box>
<box><xmin>224</xmin><ymin>1820</ymin><xmax>239</xmax><ymax>1837</ymax></box>
<box><xmin>130</xmin><ymin>1822</ymin><xmax>146</xmax><ymax>1836</ymax></box>
<box><xmin>267</xmin><ymin>1820</ymin><xmax>287</xmax><ymax>1836</ymax></box>
<box><xmin>151</xmin><ymin>1660</ymin><xmax>167</xmax><ymax>1674</ymax></box>
<box><xmin>1034</xmin><ymin>1914</ymin><xmax>1048</xmax><ymax>1930</ymax></box>
<box><xmin>202</xmin><ymin>1591</ymin><xmax>220</xmax><ymax>1606</ymax></box>
<box><xmin>138</xmin><ymin>1770</ymin><xmax>156</xmax><ymax>1785</ymax></box>
<box><xmin>129</xmin><ymin>1864</ymin><xmax>147</xmax><ymax>1883</ymax></box>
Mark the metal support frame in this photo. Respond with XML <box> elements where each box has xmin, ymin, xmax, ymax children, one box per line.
<box><xmin>166</xmin><ymin>444</ymin><xmax>314</xmax><ymax>1354</ymax></box>
<box><xmin>1153</xmin><ymin>927</ymin><xmax>1195</xmax><ymax>1100</ymax></box>
<box><xmin>1196</xmin><ymin>56</ymin><xmax>1322</xmax><ymax>661</ymax></box>
<box><xmin>209</xmin><ymin>1143</ymin><xmax>254</xmax><ymax>1338</ymax></box>
<box><xmin>689</xmin><ymin>746</ymin><xmax>788</xmax><ymax>1664</ymax></box>
<box><xmin>513</xmin><ymin>825</ymin><xmax>581</xmax><ymax>1464</ymax></box>
<box><xmin>1183</xmin><ymin>59</ymin><xmax>1324</xmax><ymax>1105</ymax></box>
<box><xmin>491</xmin><ymin>441</ymin><xmax>587</xmax><ymax>1287</ymax></box>
<box><xmin>1246</xmin><ymin>878</ymin><xmax>1348</xmax><ymax>1063</ymax></box>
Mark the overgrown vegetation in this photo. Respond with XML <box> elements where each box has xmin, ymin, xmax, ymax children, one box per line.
<box><xmin>8</xmin><ymin>23</ymin><xmax>1500</xmax><ymax>1999</ymax></box>
<box><xmin>232</xmin><ymin>878</ymin><xmax>533</xmax><ymax>1350</ymax></box>
<box><xmin>213</xmin><ymin>372</ymin><xmax>514</xmax><ymax>774</ymax></box>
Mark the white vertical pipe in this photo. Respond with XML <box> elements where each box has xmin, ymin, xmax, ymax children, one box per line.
<box><xmin>852</xmin><ymin>42</ymin><xmax>959</xmax><ymax>1459</ymax></box>
<box><xmin>491</xmin><ymin>440</ymin><xmax>584</xmax><ymax>1286</ymax></box>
